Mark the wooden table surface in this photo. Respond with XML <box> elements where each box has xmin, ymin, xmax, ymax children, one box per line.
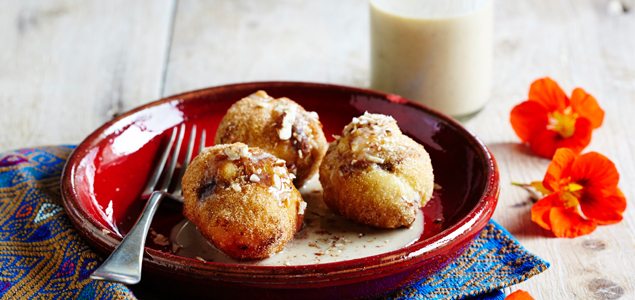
<box><xmin>1</xmin><ymin>0</ymin><xmax>633</xmax><ymax>299</ymax></box>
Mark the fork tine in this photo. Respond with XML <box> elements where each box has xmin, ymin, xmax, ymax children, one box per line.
<box><xmin>158</xmin><ymin>124</ymin><xmax>185</xmax><ymax>192</ymax></box>
<box><xmin>199</xmin><ymin>129</ymin><xmax>206</xmax><ymax>153</ymax></box>
<box><xmin>172</xmin><ymin>125</ymin><xmax>197</xmax><ymax>196</ymax></box>
<box><xmin>142</xmin><ymin>128</ymin><xmax>177</xmax><ymax>196</ymax></box>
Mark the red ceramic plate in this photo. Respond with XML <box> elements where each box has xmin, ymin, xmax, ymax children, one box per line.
<box><xmin>61</xmin><ymin>82</ymin><xmax>498</xmax><ymax>299</ymax></box>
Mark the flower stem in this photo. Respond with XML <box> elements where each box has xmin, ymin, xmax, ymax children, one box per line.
<box><xmin>511</xmin><ymin>181</ymin><xmax>540</xmax><ymax>202</ymax></box>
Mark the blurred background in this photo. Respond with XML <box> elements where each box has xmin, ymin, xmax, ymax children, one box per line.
<box><xmin>1</xmin><ymin>0</ymin><xmax>633</xmax><ymax>153</ymax></box>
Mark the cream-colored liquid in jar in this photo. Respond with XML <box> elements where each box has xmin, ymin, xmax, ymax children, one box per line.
<box><xmin>370</xmin><ymin>0</ymin><xmax>493</xmax><ymax>117</ymax></box>
<box><xmin>170</xmin><ymin>176</ymin><xmax>424</xmax><ymax>266</ymax></box>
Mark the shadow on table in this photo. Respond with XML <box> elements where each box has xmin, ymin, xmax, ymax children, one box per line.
<box><xmin>485</xmin><ymin>141</ymin><xmax>553</xmax><ymax>239</ymax></box>
<box><xmin>485</xmin><ymin>141</ymin><xmax>538</xmax><ymax>160</ymax></box>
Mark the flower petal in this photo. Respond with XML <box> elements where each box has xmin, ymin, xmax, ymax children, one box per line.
<box><xmin>529</xmin><ymin>77</ymin><xmax>570</xmax><ymax>111</ymax></box>
<box><xmin>528</xmin><ymin>117</ymin><xmax>591</xmax><ymax>158</ymax></box>
<box><xmin>542</xmin><ymin>148</ymin><xmax>576</xmax><ymax>191</ymax></box>
<box><xmin>549</xmin><ymin>207</ymin><xmax>597</xmax><ymax>238</ymax></box>
<box><xmin>505</xmin><ymin>290</ymin><xmax>534</xmax><ymax>300</ymax></box>
<box><xmin>554</xmin><ymin>117</ymin><xmax>593</xmax><ymax>154</ymax></box>
<box><xmin>510</xmin><ymin>101</ymin><xmax>549</xmax><ymax>142</ymax></box>
<box><xmin>571</xmin><ymin>87</ymin><xmax>604</xmax><ymax>129</ymax></box>
<box><xmin>580</xmin><ymin>188</ymin><xmax>626</xmax><ymax>225</ymax></box>
<box><xmin>528</xmin><ymin>129</ymin><xmax>560</xmax><ymax>158</ymax></box>
<box><xmin>571</xmin><ymin>151</ymin><xmax>619</xmax><ymax>192</ymax></box>
<box><xmin>531</xmin><ymin>194</ymin><xmax>559</xmax><ymax>230</ymax></box>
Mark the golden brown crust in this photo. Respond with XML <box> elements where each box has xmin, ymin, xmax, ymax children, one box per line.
<box><xmin>182</xmin><ymin>143</ymin><xmax>304</xmax><ymax>260</ymax></box>
<box><xmin>215</xmin><ymin>91</ymin><xmax>328</xmax><ymax>187</ymax></box>
<box><xmin>319</xmin><ymin>113</ymin><xmax>434</xmax><ymax>229</ymax></box>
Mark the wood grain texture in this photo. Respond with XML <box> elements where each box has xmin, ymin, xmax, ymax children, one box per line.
<box><xmin>1</xmin><ymin>0</ymin><xmax>634</xmax><ymax>298</ymax></box>
<box><xmin>466</xmin><ymin>0</ymin><xmax>635</xmax><ymax>298</ymax></box>
<box><xmin>162</xmin><ymin>0</ymin><xmax>369</xmax><ymax>95</ymax></box>
<box><xmin>0</xmin><ymin>0</ymin><xmax>175</xmax><ymax>151</ymax></box>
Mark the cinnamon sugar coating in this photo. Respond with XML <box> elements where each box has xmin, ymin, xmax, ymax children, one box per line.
<box><xmin>182</xmin><ymin>143</ymin><xmax>304</xmax><ymax>260</ymax></box>
<box><xmin>319</xmin><ymin>113</ymin><xmax>434</xmax><ymax>228</ymax></box>
<box><xmin>215</xmin><ymin>91</ymin><xmax>328</xmax><ymax>187</ymax></box>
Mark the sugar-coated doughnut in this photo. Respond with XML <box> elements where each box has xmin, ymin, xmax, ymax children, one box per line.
<box><xmin>182</xmin><ymin>143</ymin><xmax>305</xmax><ymax>260</ymax></box>
<box><xmin>215</xmin><ymin>91</ymin><xmax>327</xmax><ymax>187</ymax></box>
<box><xmin>319</xmin><ymin>112</ymin><xmax>434</xmax><ymax>228</ymax></box>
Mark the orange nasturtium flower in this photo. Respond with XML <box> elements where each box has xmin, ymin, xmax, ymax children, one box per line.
<box><xmin>510</xmin><ymin>77</ymin><xmax>605</xmax><ymax>158</ymax></box>
<box><xmin>505</xmin><ymin>289</ymin><xmax>534</xmax><ymax>300</ymax></box>
<box><xmin>528</xmin><ymin>148</ymin><xmax>626</xmax><ymax>238</ymax></box>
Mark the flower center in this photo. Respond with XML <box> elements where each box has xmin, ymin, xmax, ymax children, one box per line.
<box><xmin>559</xmin><ymin>182</ymin><xmax>583</xmax><ymax>208</ymax></box>
<box><xmin>547</xmin><ymin>107</ymin><xmax>577</xmax><ymax>138</ymax></box>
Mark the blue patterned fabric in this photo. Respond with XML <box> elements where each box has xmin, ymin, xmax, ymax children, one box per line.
<box><xmin>0</xmin><ymin>147</ymin><xmax>134</xmax><ymax>299</ymax></box>
<box><xmin>0</xmin><ymin>147</ymin><xmax>548</xmax><ymax>299</ymax></box>
<box><xmin>386</xmin><ymin>221</ymin><xmax>548</xmax><ymax>299</ymax></box>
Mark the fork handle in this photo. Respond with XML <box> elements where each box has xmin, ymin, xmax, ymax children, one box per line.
<box><xmin>90</xmin><ymin>191</ymin><xmax>164</xmax><ymax>284</ymax></box>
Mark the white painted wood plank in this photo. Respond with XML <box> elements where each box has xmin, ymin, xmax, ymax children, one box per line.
<box><xmin>465</xmin><ymin>0</ymin><xmax>635</xmax><ymax>299</ymax></box>
<box><xmin>162</xmin><ymin>0</ymin><xmax>369</xmax><ymax>95</ymax></box>
<box><xmin>0</xmin><ymin>0</ymin><xmax>175</xmax><ymax>152</ymax></box>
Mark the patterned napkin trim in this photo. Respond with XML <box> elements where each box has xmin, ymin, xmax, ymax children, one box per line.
<box><xmin>0</xmin><ymin>146</ymin><xmax>135</xmax><ymax>299</ymax></box>
<box><xmin>388</xmin><ymin>222</ymin><xmax>549</xmax><ymax>300</ymax></box>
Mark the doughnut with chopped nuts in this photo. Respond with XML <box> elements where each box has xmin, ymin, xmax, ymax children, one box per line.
<box><xmin>182</xmin><ymin>143</ymin><xmax>304</xmax><ymax>260</ymax></box>
<box><xmin>215</xmin><ymin>90</ymin><xmax>328</xmax><ymax>187</ymax></box>
<box><xmin>319</xmin><ymin>112</ymin><xmax>434</xmax><ymax>229</ymax></box>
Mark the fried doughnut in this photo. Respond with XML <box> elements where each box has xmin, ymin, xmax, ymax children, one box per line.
<box><xmin>319</xmin><ymin>112</ymin><xmax>434</xmax><ymax>229</ymax></box>
<box><xmin>215</xmin><ymin>91</ymin><xmax>328</xmax><ymax>187</ymax></box>
<box><xmin>182</xmin><ymin>143</ymin><xmax>305</xmax><ymax>260</ymax></box>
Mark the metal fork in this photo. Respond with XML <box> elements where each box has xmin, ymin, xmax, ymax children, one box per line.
<box><xmin>90</xmin><ymin>124</ymin><xmax>206</xmax><ymax>284</ymax></box>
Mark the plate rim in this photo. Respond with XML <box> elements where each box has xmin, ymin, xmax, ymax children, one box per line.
<box><xmin>60</xmin><ymin>81</ymin><xmax>499</xmax><ymax>283</ymax></box>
